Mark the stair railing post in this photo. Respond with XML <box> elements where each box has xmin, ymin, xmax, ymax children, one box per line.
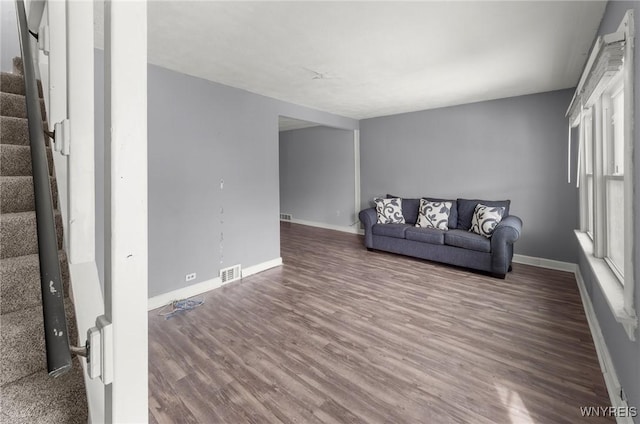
<box><xmin>102</xmin><ymin>0</ymin><xmax>149</xmax><ymax>422</ymax></box>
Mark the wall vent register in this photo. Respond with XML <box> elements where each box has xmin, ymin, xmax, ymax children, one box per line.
<box><xmin>220</xmin><ymin>264</ymin><xmax>242</xmax><ymax>283</ymax></box>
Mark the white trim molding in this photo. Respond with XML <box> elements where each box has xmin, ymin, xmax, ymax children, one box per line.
<box><xmin>574</xmin><ymin>268</ymin><xmax>635</xmax><ymax>424</ymax></box>
<box><xmin>512</xmin><ymin>254</ymin><xmax>577</xmax><ymax>273</ymax></box>
<box><xmin>620</xmin><ymin>9</ymin><xmax>635</xmax><ymax>329</ymax></box>
<box><xmin>148</xmin><ymin>258</ymin><xmax>283</xmax><ymax>311</ymax></box>
<box><xmin>283</xmin><ymin>218</ymin><xmax>364</xmax><ymax>235</ymax></box>
<box><xmin>242</xmin><ymin>257</ymin><xmax>283</xmax><ymax>278</ymax></box>
<box><xmin>353</xmin><ymin>129</ymin><xmax>361</xmax><ymax>226</ymax></box>
<box><xmin>576</xmin><ymin>231</ymin><xmax>637</xmax><ymax>341</ymax></box>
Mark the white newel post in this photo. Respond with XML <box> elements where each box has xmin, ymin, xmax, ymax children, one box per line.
<box><xmin>104</xmin><ymin>0</ymin><xmax>148</xmax><ymax>422</ymax></box>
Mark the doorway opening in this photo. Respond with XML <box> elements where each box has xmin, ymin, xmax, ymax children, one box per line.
<box><xmin>278</xmin><ymin>116</ymin><xmax>360</xmax><ymax>257</ymax></box>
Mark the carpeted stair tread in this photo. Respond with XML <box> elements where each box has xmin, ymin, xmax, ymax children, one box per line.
<box><xmin>0</xmin><ymin>72</ymin><xmax>43</xmax><ymax>97</ymax></box>
<box><xmin>0</xmin><ymin>175</ymin><xmax>57</xmax><ymax>213</ymax></box>
<box><xmin>0</xmin><ymin>144</ymin><xmax>33</xmax><ymax>176</ymax></box>
<box><xmin>0</xmin><ymin>92</ymin><xmax>25</xmax><ymax>118</ymax></box>
<box><xmin>0</xmin><ymin>144</ymin><xmax>54</xmax><ymax>177</ymax></box>
<box><xmin>0</xmin><ymin>305</ymin><xmax>46</xmax><ymax>386</ymax></box>
<box><xmin>0</xmin><ymin>72</ymin><xmax>25</xmax><ymax>96</ymax></box>
<box><xmin>0</xmin><ymin>116</ymin><xmax>28</xmax><ymax>146</ymax></box>
<box><xmin>13</xmin><ymin>57</ymin><xmax>23</xmax><ymax>75</ymax></box>
<box><xmin>0</xmin><ymin>210</ymin><xmax>63</xmax><ymax>259</ymax></box>
<box><xmin>0</xmin><ymin>358</ymin><xmax>87</xmax><ymax>424</ymax></box>
<box><xmin>0</xmin><ymin>56</ymin><xmax>87</xmax><ymax>421</ymax></box>
<box><xmin>0</xmin><ymin>251</ymin><xmax>69</xmax><ymax>315</ymax></box>
<box><xmin>0</xmin><ymin>300</ymin><xmax>77</xmax><ymax>386</ymax></box>
<box><xmin>0</xmin><ymin>116</ymin><xmax>48</xmax><ymax>146</ymax></box>
<box><xmin>0</xmin><ymin>92</ymin><xmax>46</xmax><ymax>119</ymax></box>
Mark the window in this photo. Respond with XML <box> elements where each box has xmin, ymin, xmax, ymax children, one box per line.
<box><xmin>567</xmin><ymin>10</ymin><xmax>636</xmax><ymax>341</ymax></box>
<box><xmin>604</xmin><ymin>80</ymin><xmax>625</xmax><ymax>281</ymax></box>
<box><xmin>583</xmin><ymin>110</ymin><xmax>594</xmax><ymax>237</ymax></box>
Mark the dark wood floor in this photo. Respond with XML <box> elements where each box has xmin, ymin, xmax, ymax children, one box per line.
<box><xmin>148</xmin><ymin>222</ymin><xmax>612</xmax><ymax>423</ymax></box>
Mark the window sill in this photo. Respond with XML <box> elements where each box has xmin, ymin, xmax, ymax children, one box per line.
<box><xmin>575</xmin><ymin>230</ymin><xmax>637</xmax><ymax>341</ymax></box>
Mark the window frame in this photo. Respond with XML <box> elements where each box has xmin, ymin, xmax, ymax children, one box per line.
<box><xmin>572</xmin><ymin>10</ymin><xmax>636</xmax><ymax>341</ymax></box>
<box><xmin>582</xmin><ymin>110</ymin><xmax>594</xmax><ymax>239</ymax></box>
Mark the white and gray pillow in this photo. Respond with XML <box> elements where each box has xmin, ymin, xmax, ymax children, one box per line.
<box><xmin>470</xmin><ymin>204</ymin><xmax>505</xmax><ymax>237</ymax></box>
<box><xmin>415</xmin><ymin>199</ymin><xmax>452</xmax><ymax>230</ymax></box>
<box><xmin>374</xmin><ymin>197</ymin><xmax>405</xmax><ymax>224</ymax></box>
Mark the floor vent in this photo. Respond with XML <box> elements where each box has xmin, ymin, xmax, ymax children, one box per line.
<box><xmin>220</xmin><ymin>264</ymin><xmax>241</xmax><ymax>283</ymax></box>
<box><xmin>280</xmin><ymin>213</ymin><xmax>293</xmax><ymax>221</ymax></box>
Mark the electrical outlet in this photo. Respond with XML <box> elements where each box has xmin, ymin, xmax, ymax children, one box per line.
<box><xmin>185</xmin><ymin>273</ymin><xmax>196</xmax><ymax>282</ymax></box>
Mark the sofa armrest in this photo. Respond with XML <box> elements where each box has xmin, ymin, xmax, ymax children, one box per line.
<box><xmin>359</xmin><ymin>208</ymin><xmax>377</xmax><ymax>248</ymax></box>
<box><xmin>490</xmin><ymin>215</ymin><xmax>523</xmax><ymax>275</ymax></box>
<box><xmin>492</xmin><ymin>215</ymin><xmax>522</xmax><ymax>245</ymax></box>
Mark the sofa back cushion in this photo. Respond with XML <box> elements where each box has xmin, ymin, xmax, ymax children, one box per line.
<box><xmin>374</xmin><ymin>197</ymin><xmax>405</xmax><ymax>224</ymax></box>
<box><xmin>386</xmin><ymin>195</ymin><xmax>420</xmax><ymax>225</ymax></box>
<box><xmin>457</xmin><ymin>198</ymin><xmax>511</xmax><ymax>231</ymax></box>
<box><xmin>470</xmin><ymin>204</ymin><xmax>506</xmax><ymax>237</ymax></box>
<box><xmin>387</xmin><ymin>195</ymin><xmax>457</xmax><ymax>228</ymax></box>
<box><xmin>423</xmin><ymin>197</ymin><xmax>457</xmax><ymax>229</ymax></box>
<box><xmin>416</xmin><ymin>199</ymin><xmax>452</xmax><ymax>230</ymax></box>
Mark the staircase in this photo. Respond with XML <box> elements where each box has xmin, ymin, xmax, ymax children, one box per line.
<box><xmin>0</xmin><ymin>58</ymin><xmax>88</xmax><ymax>423</ymax></box>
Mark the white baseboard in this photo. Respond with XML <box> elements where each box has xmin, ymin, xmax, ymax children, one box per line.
<box><xmin>283</xmin><ymin>218</ymin><xmax>364</xmax><ymax>235</ymax></box>
<box><xmin>512</xmin><ymin>254</ymin><xmax>577</xmax><ymax>273</ymax></box>
<box><xmin>574</xmin><ymin>268</ymin><xmax>634</xmax><ymax>424</ymax></box>
<box><xmin>147</xmin><ymin>257</ymin><xmax>283</xmax><ymax>311</ymax></box>
<box><xmin>242</xmin><ymin>257</ymin><xmax>283</xmax><ymax>278</ymax></box>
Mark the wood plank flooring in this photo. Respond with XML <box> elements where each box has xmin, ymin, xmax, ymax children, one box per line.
<box><xmin>148</xmin><ymin>222</ymin><xmax>613</xmax><ymax>423</ymax></box>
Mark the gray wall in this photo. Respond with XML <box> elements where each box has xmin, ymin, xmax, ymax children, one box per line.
<box><xmin>579</xmin><ymin>1</ymin><xmax>640</xmax><ymax>420</ymax></box>
<box><xmin>93</xmin><ymin>49</ymin><xmax>358</xmax><ymax>298</ymax></box>
<box><xmin>360</xmin><ymin>89</ymin><xmax>577</xmax><ymax>263</ymax></box>
<box><xmin>1</xmin><ymin>0</ymin><xmax>21</xmax><ymax>72</ymax></box>
<box><xmin>279</xmin><ymin>126</ymin><xmax>356</xmax><ymax>227</ymax></box>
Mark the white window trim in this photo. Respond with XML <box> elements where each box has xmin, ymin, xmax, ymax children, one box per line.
<box><xmin>572</xmin><ymin>10</ymin><xmax>637</xmax><ymax>341</ymax></box>
<box><xmin>576</xmin><ymin>232</ymin><xmax>636</xmax><ymax>340</ymax></box>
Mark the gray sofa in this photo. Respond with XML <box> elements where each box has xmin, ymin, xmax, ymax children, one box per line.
<box><xmin>359</xmin><ymin>197</ymin><xmax>522</xmax><ymax>278</ymax></box>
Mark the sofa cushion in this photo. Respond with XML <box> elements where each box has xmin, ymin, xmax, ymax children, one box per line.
<box><xmin>372</xmin><ymin>223</ymin><xmax>411</xmax><ymax>239</ymax></box>
<box><xmin>405</xmin><ymin>227</ymin><xmax>445</xmax><ymax>245</ymax></box>
<box><xmin>416</xmin><ymin>199</ymin><xmax>452</xmax><ymax>230</ymax></box>
<box><xmin>457</xmin><ymin>199</ymin><xmax>511</xmax><ymax>230</ymax></box>
<box><xmin>374</xmin><ymin>197</ymin><xmax>405</xmax><ymax>224</ymax></box>
<box><xmin>444</xmin><ymin>229</ymin><xmax>491</xmax><ymax>253</ymax></box>
<box><xmin>470</xmin><ymin>204</ymin><xmax>505</xmax><ymax>238</ymax></box>
<box><xmin>423</xmin><ymin>197</ymin><xmax>457</xmax><ymax>229</ymax></box>
<box><xmin>388</xmin><ymin>195</ymin><xmax>456</xmax><ymax>227</ymax></box>
<box><xmin>386</xmin><ymin>195</ymin><xmax>420</xmax><ymax>224</ymax></box>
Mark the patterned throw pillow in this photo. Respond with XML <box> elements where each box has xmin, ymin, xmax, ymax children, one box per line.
<box><xmin>374</xmin><ymin>197</ymin><xmax>405</xmax><ymax>224</ymax></box>
<box><xmin>470</xmin><ymin>204</ymin><xmax>506</xmax><ymax>237</ymax></box>
<box><xmin>415</xmin><ymin>199</ymin><xmax>452</xmax><ymax>230</ymax></box>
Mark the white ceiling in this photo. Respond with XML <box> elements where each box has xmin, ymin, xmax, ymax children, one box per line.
<box><xmin>95</xmin><ymin>1</ymin><xmax>607</xmax><ymax>120</ymax></box>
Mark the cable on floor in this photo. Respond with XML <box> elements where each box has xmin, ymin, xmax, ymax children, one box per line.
<box><xmin>158</xmin><ymin>297</ymin><xmax>205</xmax><ymax>320</ymax></box>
